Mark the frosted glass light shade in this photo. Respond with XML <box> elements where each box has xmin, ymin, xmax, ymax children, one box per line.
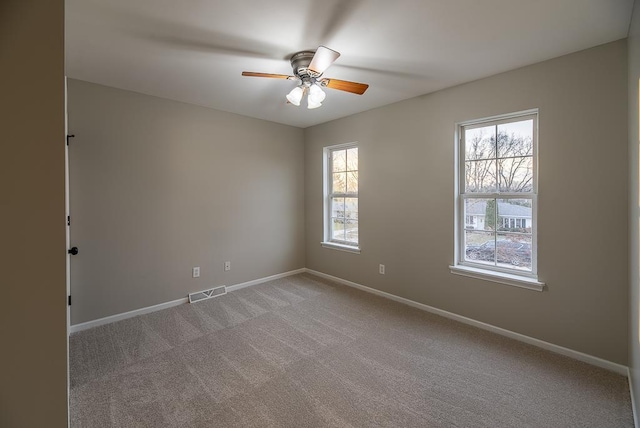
<box><xmin>307</xmin><ymin>98</ymin><xmax>322</xmax><ymax>109</ymax></box>
<box><xmin>286</xmin><ymin>86</ymin><xmax>304</xmax><ymax>106</ymax></box>
<box><xmin>308</xmin><ymin>84</ymin><xmax>326</xmax><ymax>103</ymax></box>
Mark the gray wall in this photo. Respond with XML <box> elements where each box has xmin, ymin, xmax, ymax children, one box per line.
<box><xmin>629</xmin><ymin>0</ymin><xmax>640</xmax><ymax>418</ymax></box>
<box><xmin>0</xmin><ymin>1</ymin><xmax>68</xmax><ymax>426</ymax></box>
<box><xmin>68</xmin><ymin>80</ymin><xmax>305</xmax><ymax>325</ymax></box>
<box><xmin>305</xmin><ymin>40</ymin><xmax>629</xmax><ymax>365</ymax></box>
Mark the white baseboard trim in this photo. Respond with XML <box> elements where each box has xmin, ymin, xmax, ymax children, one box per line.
<box><xmin>69</xmin><ymin>297</ymin><xmax>188</xmax><ymax>334</ymax></box>
<box><xmin>69</xmin><ymin>268</ymin><xmax>306</xmax><ymax>334</ymax></box>
<box><xmin>226</xmin><ymin>268</ymin><xmax>307</xmax><ymax>292</ymax></box>
<box><xmin>630</xmin><ymin>368</ymin><xmax>639</xmax><ymax>428</ymax></box>
<box><xmin>68</xmin><ymin>266</ymin><xmax>629</xmax><ymax>377</ymax></box>
<box><xmin>305</xmin><ymin>269</ymin><xmax>628</xmax><ymax>376</ymax></box>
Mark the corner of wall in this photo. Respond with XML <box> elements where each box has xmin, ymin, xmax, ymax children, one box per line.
<box><xmin>629</xmin><ymin>0</ymin><xmax>640</xmax><ymax>424</ymax></box>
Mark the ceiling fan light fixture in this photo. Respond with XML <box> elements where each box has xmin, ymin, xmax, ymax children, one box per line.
<box><xmin>242</xmin><ymin>45</ymin><xmax>369</xmax><ymax>108</ymax></box>
<box><xmin>308</xmin><ymin>84</ymin><xmax>326</xmax><ymax>103</ymax></box>
<box><xmin>286</xmin><ymin>86</ymin><xmax>304</xmax><ymax>106</ymax></box>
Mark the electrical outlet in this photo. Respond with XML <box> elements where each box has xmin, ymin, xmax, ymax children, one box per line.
<box><xmin>224</xmin><ymin>261</ymin><xmax>231</xmax><ymax>271</ymax></box>
<box><xmin>192</xmin><ymin>267</ymin><xmax>200</xmax><ymax>278</ymax></box>
<box><xmin>379</xmin><ymin>264</ymin><xmax>385</xmax><ymax>275</ymax></box>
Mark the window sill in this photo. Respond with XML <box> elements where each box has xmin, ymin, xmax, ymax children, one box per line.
<box><xmin>449</xmin><ymin>264</ymin><xmax>545</xmax><ymax>291</ymax></box>
<box><xmin>321</xmin><ymin>242</ymin><xmax>361</xmax><ymax>254</ymax></box>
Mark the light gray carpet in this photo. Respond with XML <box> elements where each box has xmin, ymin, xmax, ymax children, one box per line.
<box><xmin>70</xmin><ymin>273</ymin><xmax>633</xmax><ymax>427</ymax></box>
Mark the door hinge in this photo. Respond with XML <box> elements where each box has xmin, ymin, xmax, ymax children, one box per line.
<box><xmin>67</xmin><ymin>215</ymin><xmax>70</xmax><ymax>226</ymax></box>
<box><xmin>67</xmin><ymin>134</ymin><xmax>75</xmax><ymax>146</ymax></box>
<box><xmin>68</xmin><ymin>295</ymin><xmax>71</xmax><ymax>306</ymax></box>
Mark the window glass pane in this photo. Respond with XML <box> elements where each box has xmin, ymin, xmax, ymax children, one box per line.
<box><xmin>464</xmin><ymin>160</ymin><xmax>496</xmax><ymax>193</ymax></box>
<box><xmin>497</xmin><ymin>119</ymin><xmax>533</xmax><ymax>158</ymax></box>
<box><xmin>346</xmin><ymin>147</ymin><xmax>358</xmax><ymax>171</ymax></box>
<box><xmin>497</xmin><ymin>199</ymin><xmax>532</xmax><ymax>232</ymax></box>
<box><xmin>465</xmin><ymin>125</ymin><xmax>496</xmax><ymax>160</ymax></box>
<box><xmin>464</xmin><ymin>198</ymin><xmax>492</xmax><ymax>231</ymax></box>
<box><xmin>332</xmin><ymin>172</ymin><xmax>347</xmax><ymax>193</ymax></box>
<box><xmin>345</xmin><ymin>220</ymin><xmax>358</xmax><ymax>244</ymax></box>
<box><xmin>496</xmin><ymin>233</ymin><xmax>532</xmax><ymax>271</ymax></box>
<box><xmin>327</xmin><ymin>145</ymin><xmax>358</xmax><ymax>247</ymax></box>
<box><xmin>465</xmin><ymin>230</ymin><xmax>495</xmax><ymax>265</ymax></box>
<box><xmin>332</xmin><ymin>150</ymin><xmax>346</xmax><ymax>172</ymax></box>
<box><xmin>332</xmin><ymin>218</ymin><xmax>345</xmax><ymax>241</ymax></box>
<box><xmin>347</xmin><ymin>171</ymin><xmax>358</xmax><ymax>193</ymax></box>
<box><xmin>498</xmin><ymin>156</ymin><xmax>533</xmax><ymax>192</ymax></box>
<box><xmin>331</xmin><ymin>197</ymin><xmax>345</xmax><ymax>218</ymax></box>
<box><xmin>345</xmin><ymin>197</ymin><xmax>358</xmax><ymax>220</ymax></box>
<box><xmin>459</xmin><ymin>114</ymin><xmax>536</xmax><ymax>276</ymax></box>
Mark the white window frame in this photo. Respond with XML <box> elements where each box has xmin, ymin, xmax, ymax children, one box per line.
<box><xmin>450</xmin><ymin>109</ymin><xmax>544</xmax><ymax>291</ymax></box>
<box><xmin>321</xmin><ymin>142</ymin><xmax>360</xmax><ymax>254</ymax></box>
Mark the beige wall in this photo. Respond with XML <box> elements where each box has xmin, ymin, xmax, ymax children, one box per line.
<box><xmin>0</xmin><ymin>1</ymin><xmax>68</xmax><ymax>426</ymax></box>
<box><xmin>67</xmin><ymin>80</ymin><xmax>305</xmax><ymax>324</ymax></box>
<box><xmin>629</xmin><ymin>0</ymin><xmax>640</xmax><ymax>418</ymax></box>
<box><xmin>305</xmin><ymin>40</ymin><xmax>629</xmax><ymax>365</ymax></box>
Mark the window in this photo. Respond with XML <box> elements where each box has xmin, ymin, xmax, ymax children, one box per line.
<box><xmin>451</xmin><ymin>110</ymin><xmax>543</xmax><ymax>290</ymax></box>
<box><xmin>322</xmin><ymin>143</ymin><xmax>359</xmax><ymax>253</ymax></box>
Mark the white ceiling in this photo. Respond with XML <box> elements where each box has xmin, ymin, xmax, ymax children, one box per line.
<box><xmin>66</xmin><ymin>0</ymin><xmax>634</xmax><ymax>128</ymax></box>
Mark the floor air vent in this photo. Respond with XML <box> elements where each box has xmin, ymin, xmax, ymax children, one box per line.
<box><xmin>189</xmin><ymin>285</ymin><xmax>227</xmax><ymax>303</ymax></box>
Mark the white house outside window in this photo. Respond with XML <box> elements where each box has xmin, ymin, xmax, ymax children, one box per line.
<box><xmin>451</xmin><ymin>110</ymin><xmax>543</xmax><ymax>290</ymax></box>
<box><xmin>322</xmin><ymin>143</ymin><xmax>359</xmax><ymax>253</ymax></box>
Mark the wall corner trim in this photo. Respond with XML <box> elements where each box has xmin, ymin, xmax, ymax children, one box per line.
<box><xmin>69</xmin><ymin>268</ymin><xmax>306</xmax><ymax>334</ymax></box>
<box><xmin>304</xmin><ymin>268</ymin><xmax>629</xmax><ymax>376</ymax></box>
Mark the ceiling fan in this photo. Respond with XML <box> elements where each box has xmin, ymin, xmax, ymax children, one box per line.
<box><xmin>242</xmin><ymin>46</ymin><xmax>369</xmax><ymax>109</ymax></box>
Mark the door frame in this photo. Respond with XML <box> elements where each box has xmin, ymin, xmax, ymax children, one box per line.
<box><xmin>64</xmin><ymin>76</ymin><xmax>71</xmax><ymax>427</ymax></box>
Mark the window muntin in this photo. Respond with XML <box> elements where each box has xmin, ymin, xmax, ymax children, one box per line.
<box><xmin>458</xmin><ymin>112</ymin><xmax>537</xmax><ymax>277</ymax></box>
<box><xmin>326</xmin><ymin>144</ymin><xmax>358</xmax><ymax>247</ymax></box>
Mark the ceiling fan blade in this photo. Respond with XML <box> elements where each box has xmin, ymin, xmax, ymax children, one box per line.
<box><xmin>321</xmin><ymin>78</ymin><xmax>369</xmax><ymax>95</ymax></box>
<box><xmin>308</xmin><ymin>46</ymin><xmax>341</xmax><ymax>74</ymax></box>
<box><xmin>242</xmin><ymin>72</ymin><xmax>293</xmax><ymax>79</ymax></box>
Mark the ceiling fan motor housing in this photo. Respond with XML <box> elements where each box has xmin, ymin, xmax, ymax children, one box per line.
<box><xmin>290</xmin><ymin>51</ymin><xmax>318</xmax><ymax>82</ymax></box>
